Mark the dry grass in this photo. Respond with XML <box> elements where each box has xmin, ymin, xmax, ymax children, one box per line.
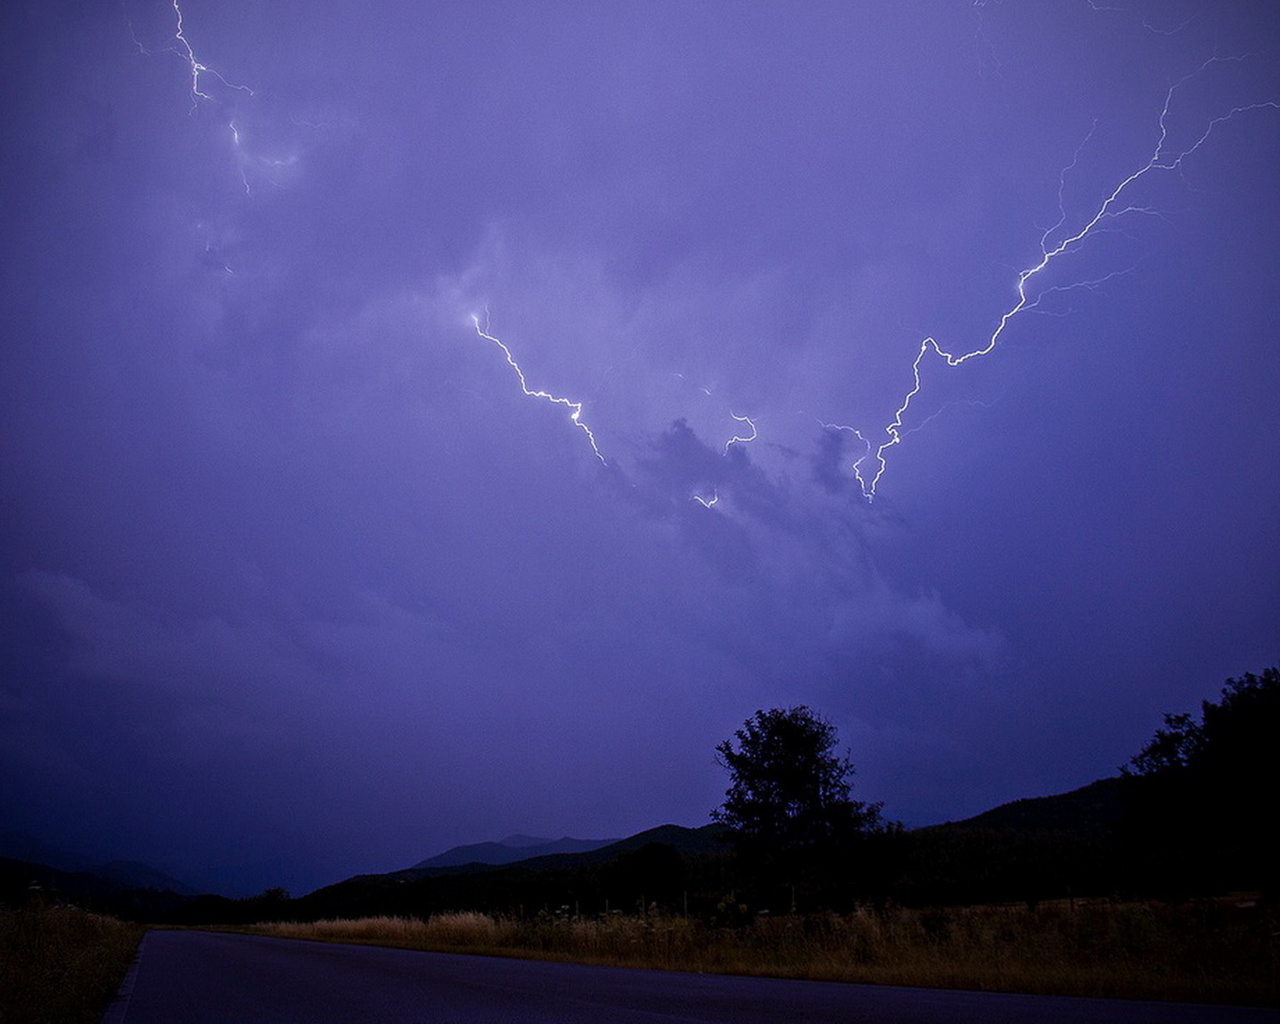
<box><xmin>245</xmin><ymin>898</ymin><xmax>1279</xmax><ymax>1006</ymax></box>
<box><xmin>0</xmin><ymin>903</ymin><xmax>145</xmax><ymax>1024</ymax></box>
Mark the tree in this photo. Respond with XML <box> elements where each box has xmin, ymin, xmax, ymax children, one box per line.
<box><xmin>1122</xmin><ymin>711</ymin><xmax>1200</xmax><ymax>776</ymax></box>
<box><xmin>1124</xmin><ymin>666</ymin><xmax>1279</xmax><ymax>786</ymax></box>
<box><xmin>1120</xmin><ymin>666</ymin><xmax>1280</xmax><ymax>890</ymax></box>
<box><xmin>713</xmin><ymin>706</ymin><xmax>884</xmax><ymax>908</ymax></box>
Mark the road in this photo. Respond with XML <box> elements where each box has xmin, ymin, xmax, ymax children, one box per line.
<box><xmin>103</xmin><ymin>930</ymin><xmax>1279</xmax><ymax>1024</ymax></box>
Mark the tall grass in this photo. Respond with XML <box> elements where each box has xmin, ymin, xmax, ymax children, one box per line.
<box><xmin>0</xmin><ymin>903</ymin><xmax>145</xmax><ymax>1024</ymax></box>
<box><xmin>249</xmin><ymin>898</ymin><xmax>1278</xmax><ymax>1005</ymax></box>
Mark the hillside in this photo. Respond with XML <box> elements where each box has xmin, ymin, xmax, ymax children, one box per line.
<box><xmin>0</xmin><ymin>832</ymin><xmax>194</xmax><ymax>895</ymax></box>
<box><xmin>368</xmin><ymin>824</ymin><xmax>727</xmax><ymax>883</ymax></box>
<box><xmin>926</xmin><ymin>776</ymin><xmax>1126</xmax><ymax>835</ymax></box>
<box><xmin>411</xmin><ymin>835</ymin><xmax>618</xmax><ymax>870</ymax></box>
<box><xmin>0</xmin><ymin>857</ymin><xmax>193</xmax><ymax>918</ymax></box>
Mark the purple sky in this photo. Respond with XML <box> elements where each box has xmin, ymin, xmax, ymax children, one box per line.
<box><xmin>2</xmin><ymin>0</ymin><xmax>1278</xmax><ymax>896</ymax></box>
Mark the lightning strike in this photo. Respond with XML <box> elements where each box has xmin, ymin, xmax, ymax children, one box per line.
<box><xmin>724</xmin><ymin>412</ymin><xmax>758</xmax><ymax>453</ymax></box>
<box><xmin>849</xmin><ymin>59</ymin><xmax>1279</xmax><ymax>501</ymax></box>
<box><xmin>127</xmin><ymin>0</ymin><xmax>285</xmax><ymax>198</ymax></box>
<box><xmin>471</xmin><ymin>314</ymin><xmax>607</xmax><ymax>465</ymax></box>
<box><xmin>686</xmin><ymin>411</ymin><xmax>755</xmax><ymax>507</ymax></box>
<box><xmin>169</xmin><ymin>0</ymin><xmax>253</xmax><ymax>110</ymax></box>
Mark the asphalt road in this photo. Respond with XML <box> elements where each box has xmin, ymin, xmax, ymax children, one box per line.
<box><xmin>103</xmin><ymin>930</ymin><xmax>1280</xmax><ymax>1024</ymax></box>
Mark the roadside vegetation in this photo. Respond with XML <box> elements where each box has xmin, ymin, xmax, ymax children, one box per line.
<box><xmin>243</xmin><ymin>897</ymin><xmax>1278</xmax><ymax>1005</ymax></box>
<box><xmin>0</xmin><ymin>900</ymin><xmax>143</xmax><ymax>1024</ymax></box>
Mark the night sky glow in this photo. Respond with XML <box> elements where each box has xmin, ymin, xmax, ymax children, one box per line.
<box><xmin>2</xmin><ymin>1</ymin><xmax>1277</xmax><ymax>896</ymax></box>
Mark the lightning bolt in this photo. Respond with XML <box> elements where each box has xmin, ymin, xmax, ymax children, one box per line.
<box><xmin>168</xmin><ymin>0</ymin><xmax>253</xmax><ymax>110</ymax></box>
<box><xmin>849</xmin><ymin>57</ymin><xmax>1279</xmax><ymax>501</ymax></box>
<box><xmin>724</xmin><ymin>412</ymin><xmax>758</xmax><ymax>453</ymax></box>
<box><xmin>471</xmin><ymin>314</ymin><xmax>607</xmax><ymax>464</ymax></box>
<box><xmin>127</xmin><ymin>0</ymin><xmax>254</xmax><ymax>109</ymax></box>
<box><xmin>127</xmin><ymin>1</ymin><xmax>288</xmax><ymax>199</ymax></box>
<box><xmin>684</xmin><ymin>412</ymin><xmax>758</xmax><ymax>507</ymax></box>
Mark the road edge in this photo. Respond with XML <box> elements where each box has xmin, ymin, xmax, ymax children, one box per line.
<box><xmin>100</xmin><ymin>928</ymin><xmax>150</xmax><ymax>1024</ymax></box>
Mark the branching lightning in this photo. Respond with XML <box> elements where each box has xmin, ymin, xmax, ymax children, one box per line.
<box><xmin>170</xmin><ymin>0</ymin><xmax>253</xmax><ymax>108</ymax></box>
<box><xmin>471</xmin><ymin>314</ymin><xmax>607</xmax><ymax>464</ymax></box>
<box><xmin>128</xmin><ymin>0</ymin><xmax>254</xmax><ymax>110</ymax></box>
<box><xmin>127</xmin><ymin>1</ymin><xmax>302</xmax><ymax>199</ymax></box>
<box><xmin>848</xmin><ymin>58</ymin><xmax>1279</xmax><ymax>501</ymax></box>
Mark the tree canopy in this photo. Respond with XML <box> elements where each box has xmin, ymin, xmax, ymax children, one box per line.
<box><xmin>1121</xmin><ymin>665</ymin><xmax>1279</xmax><ymax>890</ymax></box>
<box><xmin>1124</xmin><ymin>666</ymin><xmax>1279</xmax><ymax>781</ymax></box>
<box><xmin>713</xmin><ymin>706</ymin><xmax>885</xmax><ymax>897</ymax></box>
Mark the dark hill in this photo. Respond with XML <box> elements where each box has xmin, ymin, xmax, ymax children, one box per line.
<box><xmin>0</xmin><ymin>857</ymin><xmax>193</xmax><ymax>918</ymax></box>
<box><xmin>925</xmin><ymin>777</ymin><xmax>1126</xmax><ymax>835</ymax></box>
<box><xmin>411</xmin><ymin>835</ymin><xmax>618</xmax><ymax>870</ymax></box>
<box><xmin>894</xmin><ymin>778</ymin><xmax>1131</xmax><ymax>905</ymax></box>
<box><xmin>286</xmin><ymin>823</ymin><xmax>733</xmax><ymax>922</ymax></box>
<box><xmin>389</xmin><ymin>824</ymin><xmax>727</xmax><ymax>881</ymax></box>
<box><xmin>494</xmin><ymin>824</ymin><xmax>728</xmax><ymax>872</ymax></box>
<box><xmin>0</xmin><ymin>831</ymin><xmax>194</xmax><ymax>894</ymax></box>
<box><xmin>90</xmin><ymin>859</ymin><xmax>197</xmax><ymax>895</ymax></box>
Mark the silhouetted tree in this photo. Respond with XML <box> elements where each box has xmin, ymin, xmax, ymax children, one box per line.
<box><xmin>1125</xmin><ymin>667</ymin><xmax>1280</xmax><ymax>780</ymax></box>
<box><xmin>1123</xmin><ymin>712</ymin><xmax>1201</xmax><ymax>776</ymax></box>
<box><xmin>1121</xmin><ymin>666</ymin><xmax>1280</xmax><ymax>891</ymax></box>
<box><xmin>713</xmin><ymin>706</ymin><xmax>884</xmax><ymax>909</ymax></box>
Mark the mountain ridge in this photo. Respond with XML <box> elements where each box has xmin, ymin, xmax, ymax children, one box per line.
<box><xmin>399</xmin><ymin>780</ymin><xmax>1126</xmax><ymax>884</ymax></box>
<box><xmin>411</xmin><ymin>835</ymin><xmax>620</xmax><ymax>871</ymax></box>
<box><xmin>0</xmin><ymin>831</ymin><xmax>195</xmax><ymax>894</ymax></box>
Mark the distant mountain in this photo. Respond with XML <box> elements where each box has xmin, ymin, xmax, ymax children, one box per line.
<box><xmin>0</xmin><ymin>832</ymin><xmax>88</xmax><ymax>872</ymax></box>
<box><xmin>0</xmin><ymin>857</ymin><xmax>194</xmax><ymax>918</ymax></box>
<box><xmin>0</xmin><ymin>831</ymin><xmax>194</xmax><ymax>894</ymax></box>
<box><xmin>411</xmin><ymin>835</ymin><xmax>619</xmax><ymax>871</ymax></box>
<box><xmin>91</xmin><ymin>860</ymin><xmax>198</xmax><ymax>895</ymax></box>
<box><xmin>526</xmin><ymin>824</ymin><xmax>729</xmax><ymax>867</ymax></box>
<box><xmin>1</xmin><ymin>856</ymin><xmax>133</xmax><ymax>902</ymax></box>
<box><xmin>378</xmin><ymin>824</ymin><xmax>728</xmax><ymax>882</ymax></box>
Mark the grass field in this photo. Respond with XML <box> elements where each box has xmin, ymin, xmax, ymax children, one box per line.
<box><xmin>244</xmin><ymin>897</ymin><xmax>1279</xmax><ymax>1006</ymax></box>
<box><xmin>0</xmin><ymin>903</ymin><xmax>144</xmax><ymax>1024</ymax></box>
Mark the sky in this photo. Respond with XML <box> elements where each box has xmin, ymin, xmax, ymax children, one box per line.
<box><xmin>2</xmin><ymin>0</ymin><xmax>1277</xmax><ymax>897</ymax></box>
